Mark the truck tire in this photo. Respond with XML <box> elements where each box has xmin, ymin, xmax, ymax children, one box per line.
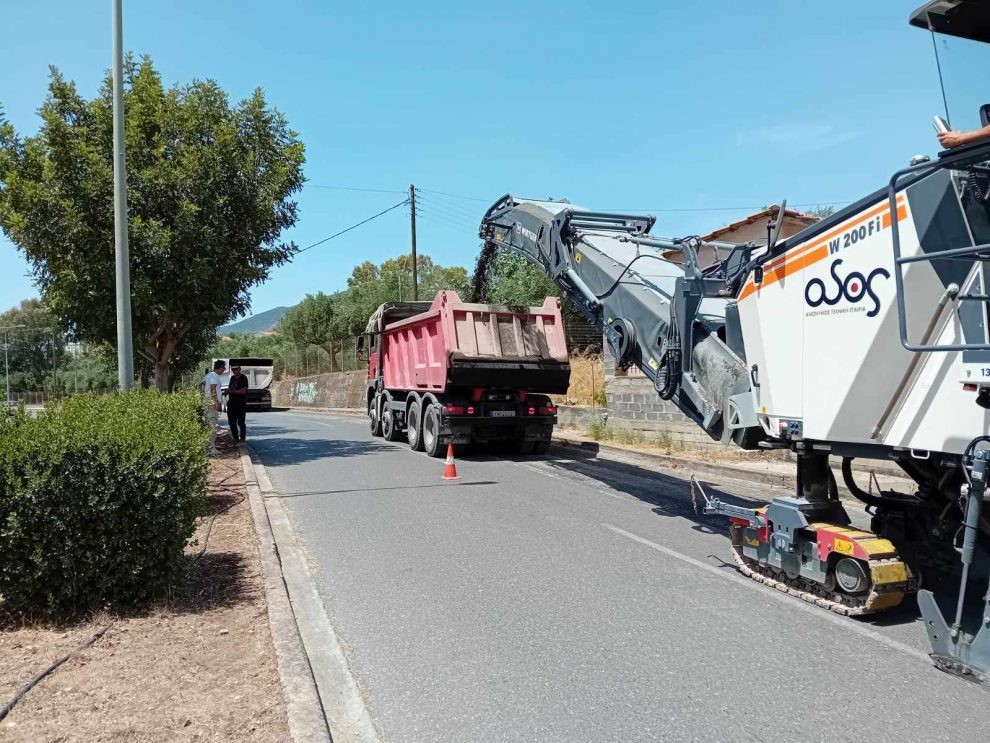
<box><xmin>423</xmin><ymin>404</ymin><xmax>444</xmax><ymax>458</ymax></box>
<box><xmin>407</xmin><ymin>400</ymin><xmax>425</xmax><ymax>451</ymax></box>
<box><xmin>382</xmin><ymin>404</ymin><xmax>402</xmax><ymax>442</ymax></box>
<box><xmin>369</xmin><ymin>398</ymin><xmax>383</xmax><ymax>437</ymax></box>
<box><xmin>531</xmin><ymin>439</ymin><xmax>551</xmax><ymax>455</ymax></box>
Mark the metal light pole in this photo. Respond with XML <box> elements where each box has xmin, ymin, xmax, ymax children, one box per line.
<box><xmin>112</xmin><ymin>0</ymin><xmax>135</xmax><ymax>391</ymax></box>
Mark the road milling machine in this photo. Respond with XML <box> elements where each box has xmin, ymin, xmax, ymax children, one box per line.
<box><xmin>478</xmin><ymin>0</ymin><xmax>990</xmax><ymax>679</ymax></box>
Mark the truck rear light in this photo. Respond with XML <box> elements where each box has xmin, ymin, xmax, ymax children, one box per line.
<box><xmin>444</xmin><ymin>405</ymin><xmax>465</xmax><ymax>415</ymax></box>
<box><xmin>528</xmin><ymin>406</ymin><xmax>536</xmax><ymax>415</ymax></box>
<box><xmin>539</xmin><ymin>405</ymin><xmax>556</xmax><ymax>415</ymax></box>
<box><xmin>518</xmin><ymin>390</ymin><xmax>528</xmax><ymax>402</ymax></box>
<box><xmin>466</xmin><ymin>406</ymin><xmax>476</xmax><ymax>415</ymax></box>
<box><xmin>471</xmin><ymin>388</ymin><xmax>484</xmax><ymax>402</ymax></box>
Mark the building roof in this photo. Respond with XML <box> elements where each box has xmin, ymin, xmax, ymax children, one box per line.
<box><xmin>700</xmin><ymin>206</ymin><xmax>820</xmax><ymax>243</ymax></box>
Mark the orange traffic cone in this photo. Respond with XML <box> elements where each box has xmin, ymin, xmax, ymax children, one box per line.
<box><xmin>441</xmin><ymin>443</ymin><xmax>461</xmax><ymax>481</ymax></box>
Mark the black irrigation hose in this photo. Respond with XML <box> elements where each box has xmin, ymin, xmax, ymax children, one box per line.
<box><xmin>0</xmin><ymin>625</ymin><xmax>112</xmax><ymax>723</ymax></box>
<box><xmin>196</xmin><ymin>487</ymin><xmax>247</xmax><ymax>559</ymax></box>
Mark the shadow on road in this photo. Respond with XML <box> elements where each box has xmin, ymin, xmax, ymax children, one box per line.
<box><xmin>528</xmin><ymin>445</ymin><xmax>926</xmax><ymax>628</ymax></box>
<box><xmin>274</xmin><ymin>481</ymin><xmax>499</xmax><ymax>499</ymax></box>
<box><xmin>248</xmin><ymin>431</ymin><xmax>393</xmax><ymax>466</ymax></box>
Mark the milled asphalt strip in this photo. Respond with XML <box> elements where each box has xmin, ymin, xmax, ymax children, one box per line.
<box><xmin>250</xmin><ymin>450</ymin><xmax>383</xmax><ymax>743</ymax></box>
<box><xmin>602</xmin><ymin>523</ymin><xmax>932</xmax><ymax>663</ymax></box>
<box><xmin>240</xmin><ymin>452</ymin><xmax>332</xmax><ymax>743</ymax></box>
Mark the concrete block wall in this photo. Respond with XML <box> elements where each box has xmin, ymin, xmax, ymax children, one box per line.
<box><xmin>602</xmin><ymin>340</ymin><xmax>731</xmax><ymax>451</ymax></box>
<box><xmin>272</xmin><ymin>371</ymin><xmax>367</xmax><ymax>410</ymax></box>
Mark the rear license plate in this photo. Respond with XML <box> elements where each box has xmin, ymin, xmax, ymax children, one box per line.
<box><xmin>491</xmin><ymin>410</ymin><xmax>516</xmax><ymax>417</ymax></box>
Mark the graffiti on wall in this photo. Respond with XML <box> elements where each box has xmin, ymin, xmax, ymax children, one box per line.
<box><xmin>293</xmin><ymin>380</ymin><xmax>318</xmax><ymax>405</ymax></box>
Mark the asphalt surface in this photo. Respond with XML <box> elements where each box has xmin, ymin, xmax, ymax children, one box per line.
<box><xmin>248</xmin><ymin>410</ymin><xmax>990</xmax><ymax>743</ymax></box>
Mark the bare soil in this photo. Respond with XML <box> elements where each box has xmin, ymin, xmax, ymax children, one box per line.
<box><xmin>0</xmin><ymin>436</ymin><xmax>288</xmax><ymax>742</ymax></box>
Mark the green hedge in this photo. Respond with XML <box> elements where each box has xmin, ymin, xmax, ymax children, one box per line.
<box><xmin>0</xmin><ymin>391</ymin><xmax>209</xmax><ymax>618</ymax></box>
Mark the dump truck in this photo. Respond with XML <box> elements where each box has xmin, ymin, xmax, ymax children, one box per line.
<box><xmin>363</xmin><ymin>291</ymin><xmax>570</xmax><ymax>457</ymax></box>
<box><xmin>213</xmin><ymin>357</ymin><xmax>275</xmax><ymax>411</ymax></box>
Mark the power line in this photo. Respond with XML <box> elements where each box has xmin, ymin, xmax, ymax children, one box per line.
<box><xmin>414</xmin><ymin>200</ymin><xmax>478</xmax><ymax>227</ymax></box>
<box><xmin>296</xmin><ymin>200</ymin><xmax>410</xmax><ymax>254</ymax></box>
<box><xmin>301</xmin><ymin>183</ymin><xmax>852</xmax><ymax>215</ymax></box>
<box><xmin>417</xmin><ymin>187</ymin><xmax>490</xmax><ymax>203</ymax></box>
<box><xmin>414</xmin><ymin>206</ymin><xmax>479</xmax><ymax>233</ymax></box>
<box><xmin>415</xmin><ymin>192</ymin><xmax>483</xmax><ymax>221</ymax></box>
<box><xmin>306</xmin><ymin>184</ymin><xmax>408</xmax><ymax>195</ymax></box>
<box><xmin>413</xmin><ymin>201</ymin><xmax>479</xmax><ymax>229</ymax></box>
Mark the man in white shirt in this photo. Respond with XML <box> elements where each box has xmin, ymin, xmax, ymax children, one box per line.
<box><xmin>204</xmin><ymin>359</ymin><xmax>226</xmax><ymax>452</ymax></box>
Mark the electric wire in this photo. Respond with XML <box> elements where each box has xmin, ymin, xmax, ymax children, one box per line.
<box><xmin>306</xmin><ymin>184</ymin><xmax>408</xmax><ymax>195</ymax></box>
<box><xmin>296</xmin><ymin>199</ymin><xmax>409</xmax><ymax>254</ymax></box>
<box><xmin>415</xmin><ymin>191</ymin><xmax>484</xmax><ymax>221</ymax></box>
<box><xmin>414</xmin><ymin>208</ymin><xmax>480</xmax><ymax>234</ymax></box>
<box><xmin>414</xmin><ymin>203</ymin><xmax>479</xmax><ymax>231</ymax></box>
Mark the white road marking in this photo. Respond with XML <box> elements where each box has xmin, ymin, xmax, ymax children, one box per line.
<box><xmin>602</xmin><ymin>523</ymin><xmax>931</xmax><ymax>663</ymax></box>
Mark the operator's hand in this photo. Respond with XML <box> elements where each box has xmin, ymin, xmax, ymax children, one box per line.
<box><xmin>214</xmin><ymin>401</ymin><xmax>222</xmax><ymax>412</ymax></box>
<box><xmin>939</xmin><ymin>130</ymin><xmax>968</xmax><ymax>148</ymax></box>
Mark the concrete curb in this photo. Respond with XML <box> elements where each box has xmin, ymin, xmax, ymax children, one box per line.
<box><xmin>551</xmin><ymin>434</ymin><xmax>915</xmax><ymax>499</ymax></box>
<box><xmin>246</xmin><ymin>449</ymin><xmax>382</xmax><ymax>743</ymax></box>
<box><xmin>551</xmin><ymin>435</ymin><xmax>793</xmax><ymax>489</ymax></box>
<box><xmin>240</xmin><ymin>452</ymin><xmax>332</xmax><ymax>743</ymax></box>
<box><xmin>277</xmin><ymin>406</ymin><xmax>364</xmax><ymax>418</ymax></box>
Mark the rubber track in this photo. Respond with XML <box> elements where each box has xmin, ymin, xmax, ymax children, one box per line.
<box><xmin>727</xmin><ymin>532</ymin><xmax>910</xmax><ymax>617</ymax></box>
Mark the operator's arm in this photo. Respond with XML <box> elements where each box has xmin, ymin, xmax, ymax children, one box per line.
<box><xmin>939</xmin><ymin>125</ymin><xmax>990</xmax><ymax>149</ymax></box>
<box><xmin>210</xmin><ymin>381</ymin><xmax>222</xmax><ymax>410</ymax></box>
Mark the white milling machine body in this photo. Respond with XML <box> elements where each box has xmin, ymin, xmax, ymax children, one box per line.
<box><xmin>478</xmin><ymin>0</ymin><xmax>990</xmax><ymax>679</ymax></box>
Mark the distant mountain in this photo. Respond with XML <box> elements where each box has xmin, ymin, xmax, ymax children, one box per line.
<box><xmin>219</xmin><ymin>306</ymin><xmax>290</xmax><ymax>336</ymax></box>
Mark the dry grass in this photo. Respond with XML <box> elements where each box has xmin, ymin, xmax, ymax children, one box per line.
<box><xmin>555</xmin><ymin>353</ymin><xmax>606</xmax><ymax>407</ymax></box>
<box><xmin>586</xmin><ymin>417</ymin><xmax>687</xmax><ymax>455</ymax></box>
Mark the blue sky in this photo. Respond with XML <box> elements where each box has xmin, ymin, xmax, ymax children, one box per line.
<box><xmin>0</xmin><ymin>1</ymin><xmax>983</xmax><ymax>318</ymax></box>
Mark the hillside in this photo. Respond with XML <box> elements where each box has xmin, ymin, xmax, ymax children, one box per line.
<box><xmin>219</xmin><ymin>306</ymin><xmax>290</xmax><ymax>335</ymax></box>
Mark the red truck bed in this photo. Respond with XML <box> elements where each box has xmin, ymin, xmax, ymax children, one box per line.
<box><xmin>381</xmin><ymin>291</ymin><xmax>570</xmax><ymax>394</ymax></box>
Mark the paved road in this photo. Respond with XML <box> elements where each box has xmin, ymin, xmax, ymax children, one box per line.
<box><xmin>249</xmin><ymin>410</ymin><xmax>990</xmax><ymax>743</ymax></box>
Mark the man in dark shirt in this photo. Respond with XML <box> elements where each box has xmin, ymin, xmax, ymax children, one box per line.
<box><xmin>226</xmin><ymin>364</ymin><xmax>249</xmax><ymax>443</ymax></box>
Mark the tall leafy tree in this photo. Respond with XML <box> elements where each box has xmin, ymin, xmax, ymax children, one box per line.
<box><xmin>0</xmin><ymin>299</ymin><xmax>65</xmax><ymax>393</ymax></box>
<box><xmin>0</xmin><ymin>57</ymin><xmax>305</xmax><ymax>390</ymax></box>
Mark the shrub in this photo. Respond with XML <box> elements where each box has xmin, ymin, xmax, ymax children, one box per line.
<box><xmin>0</xmin><ymin>390</ymin><xmax>209</xmax><ymax>619</ymax></box>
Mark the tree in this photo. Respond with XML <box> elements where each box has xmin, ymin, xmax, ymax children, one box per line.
<box><xmin>482</xmin><ymin>253</ymin><xmax>559</xmax><ymax>306</ymax></box>
<box><xmin>0</xmin><ymin>57</ymin><xmax>305</xmax><ymax>391</ymax></box>
<box><xmin>0</xmin><ymin>299</ymin><xmax>65</xmax><ymax>393</ymax></box>
<box><xmin>805</xmin><ymin>204</ymin><xmax>837</xmax><ymax>219</ymax></box>
<box><xmin>278</xmin><ymin>292</ymin><xmax>342</xmax><ymax>351</ymax></box>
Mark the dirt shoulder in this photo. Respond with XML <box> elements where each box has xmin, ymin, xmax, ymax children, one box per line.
<box><xmin>0</xmin><ymin>437</ymin><xmax>288</xmax><ymax>742</ymax></box>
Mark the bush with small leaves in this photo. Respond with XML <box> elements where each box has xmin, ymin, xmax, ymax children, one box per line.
<box><xmin>0</xmin><ymin>391</ymin><xmax>209</xmax><ymax>618</ymax></box>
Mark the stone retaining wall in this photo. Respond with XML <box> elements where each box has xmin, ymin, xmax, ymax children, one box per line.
<box><xmin>272</xmin><ymin>371</ymin><xmax>366</xmax><ymax>410</ymax></box>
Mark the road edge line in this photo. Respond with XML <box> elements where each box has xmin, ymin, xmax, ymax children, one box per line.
<box><xmin>247</xmin><ymin>448</ymin><xmax>383</xmax><ymax>743</ymax></box>
<box><xmin>240</xmin><ymin>451</ymin><xmax>332</xmax><ymax>743</ymax></box>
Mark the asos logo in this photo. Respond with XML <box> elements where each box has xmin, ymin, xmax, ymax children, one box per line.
<box><xmin>804</xmin><ymin>259</ymin><xmax>890</xmax><ymax>318</ymax></box>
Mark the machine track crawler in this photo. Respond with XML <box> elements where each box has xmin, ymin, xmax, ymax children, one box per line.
<box><xmin>477</xmin><ymin>0</ymin><xmax>990</xmax><ymax>679</ymax></box>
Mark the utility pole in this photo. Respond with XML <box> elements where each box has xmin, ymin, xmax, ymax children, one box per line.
<box><xmin>409</xmin><ymin>183</ymin><xmax>419</xmax><ymax>300</ymax></box>
<box><xmin>112</xmin><ymin>0</ymin><xmax>135</xmax><ymax>391</ymax></box>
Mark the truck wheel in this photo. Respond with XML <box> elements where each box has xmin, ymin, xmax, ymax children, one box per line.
<box><xmin>509</xmin><ymin>439</ymin><xmax>535</xmax><ymax>455</ymax></box>
<box><xmin>423</xmin><ymin>404</ymin><xmax>444</xmax><ymax>458</ymax></box>
<box><xmin>531</xmin><ymin>440</ymin><xmax>551</xmax><ymax>455</ymax></box>
<box><xmin>369</xmin><ymin>398</ymin><xmax>383</xmax><ymax>437</ymax></box>
<box><xmin>407</xmin><ymin>400</ymin><xmax>425</xmax><ymax>451</ymax></box>
<box><xmin>382</xmin><ymin>405</ymin><xmax>402</xmax><ymax>441</ymax></box>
